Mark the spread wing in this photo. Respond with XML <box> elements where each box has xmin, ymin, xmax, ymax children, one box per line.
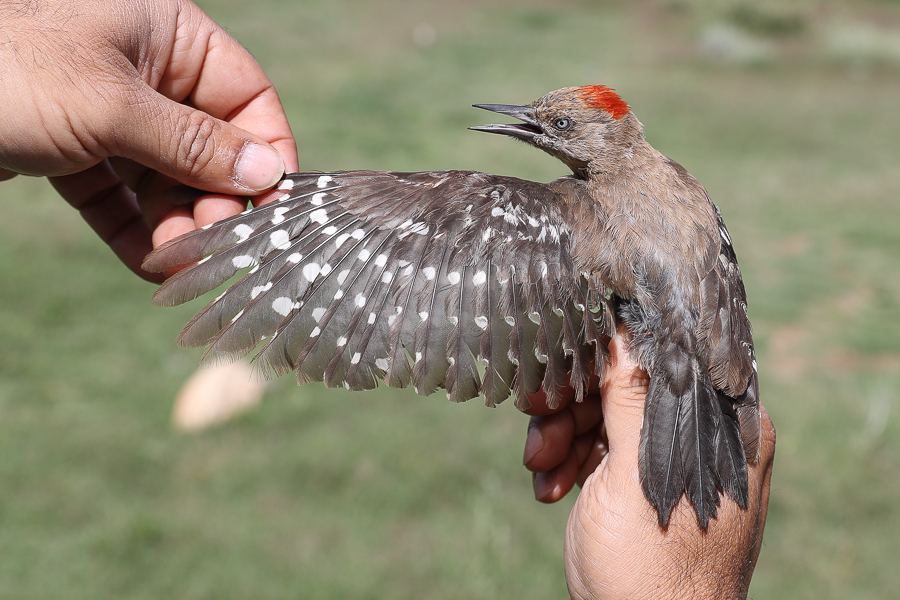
<box><xmin>143</xmin><ymin>171</ymin><xmax>614</xmax><ymax>409</ymax></box>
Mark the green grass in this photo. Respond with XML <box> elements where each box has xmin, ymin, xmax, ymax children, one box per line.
<box><xmin>2</xmin><ymin>0</ymin><xmax>900</xmax><ymax>597</ymax></box>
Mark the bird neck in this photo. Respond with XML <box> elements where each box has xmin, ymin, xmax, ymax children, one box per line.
<box><xmin>581</xmin><ymin>113</ymin><xmax>651</xmax><ymax>179</ymax></box>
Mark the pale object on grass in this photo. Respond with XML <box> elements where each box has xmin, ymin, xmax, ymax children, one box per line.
<box><xmin>172</xmin><ymin>361</ymin><xmax>265</xmax><ymax>432</ymax></box>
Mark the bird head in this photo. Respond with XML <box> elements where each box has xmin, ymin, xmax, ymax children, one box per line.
<box><xmin>471</xmin><ymin>85</ymin><xmax>644</xmax><ymax>178</ymax></box>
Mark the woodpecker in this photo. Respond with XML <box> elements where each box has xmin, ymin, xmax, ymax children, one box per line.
<box><xmin>143</xmin><ymin>85</ymin><xmax>760</xmax><ymax>529</ymax></box>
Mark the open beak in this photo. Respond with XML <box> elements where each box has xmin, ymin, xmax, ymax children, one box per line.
<box><xmin>469</xmin><ymin>104</ymin><xmax>542</xmax><ymax>141</ymax></box>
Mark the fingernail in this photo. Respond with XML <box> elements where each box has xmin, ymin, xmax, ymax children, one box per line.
<box><xmin>533</xmin><ymin>472</ymin><xmax>558</xmax><ymax>502</ymax></box>
<box><xmin>523</xmin><ymin>424</ymin><xmax>543</xmax><ymax>465</ymax></box>
<box><xmin>233</xmin><ymin>143</ymin><xmax>284</xmax><ymax>191</ymax></box>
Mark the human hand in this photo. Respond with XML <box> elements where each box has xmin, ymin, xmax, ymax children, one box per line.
<box><xmin>523</xmin><ymin>330</ymin><xmax>776</xmax><ymax>599</ymax></box>
<box><xmin>0</xmin><ymin>0</ymin><xmax>298</xmax><ymax>281</ymax></box>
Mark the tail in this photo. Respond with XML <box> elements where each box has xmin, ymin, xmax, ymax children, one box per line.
<box><xmin>639</xmin><ymin>336</ymin><xmax>749</xmax><ymax>530</ymax></box>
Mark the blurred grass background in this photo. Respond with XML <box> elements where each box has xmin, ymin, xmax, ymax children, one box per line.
<box><xmin>1</xmin><ymin>0</ymin><xmax>899</xmax><ymax>597</ymax></box>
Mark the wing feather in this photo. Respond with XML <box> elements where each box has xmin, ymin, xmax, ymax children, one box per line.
<box><xmin>145</xmin><ymin>171</ymin><xmax>612</xmax><ymax>407</ymax></box>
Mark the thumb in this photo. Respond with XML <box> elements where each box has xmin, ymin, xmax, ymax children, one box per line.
<box><xmin>599</xmin><ymin>328</ymin><xmax>650</xmax><ymax>463</ymax></box>
<box><xmin>108</xmin><ymin>88</ymin><xmax>285</xmax><ymax>195</ymax></box>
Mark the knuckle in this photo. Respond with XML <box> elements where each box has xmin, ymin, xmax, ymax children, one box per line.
<box><xmin>172</xmin><ymin>110</ymin><xmax>218</xmax><ymax>177</ymax></box>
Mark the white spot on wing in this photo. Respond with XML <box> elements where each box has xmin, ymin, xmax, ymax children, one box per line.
<box><xmin>271</xmin><ymin>206</ymin><xmax>290</xmax><ymax>225</ymax></box>
<box><xmin>271</xmin><ymin>297</ymin><xmax>295</xmax><ymax>316</ymax></box>
<box><xmin>234</xmin><ymin>224</ymin><xmax>254</xmax><ymax>242</ymax></box>
<box><xmin>375</xmin><ymin>358</ymin><xmax>389</xmax><ymax>370</ymax></box>
<box><xmin>447</xmin><ymin>271</ymin><xmax>460</xmax><ymax>285</ymax></box>
<box><xmin>474</xmin><ymin>316</ymin><xmax>488</xmax><ymax>329</ymax></box>
<box><xmin>335</xmin><ymin>233</ymin><xmax>350</xmax><ymax>249</ymax></box>
<box><xmin>337</xmin><ymin>336</ymin><xmax>347</xmax><ymax>346</ymax></box>
<box><xmin>302</xmin><ymin>263</ymin><xmax>320</xmax><ymax>281</ymax></box>
<box><xmin>270</xmin><ymin>229</ymin><xmax>290</xmax><ymax>250</ymax></box>
<box><xmin>251</xmin><ymin>282</ymin><xmax>273</xmax><ymax>299</ymax></box>
<box><xmin>358</xmin><ymin>249</ymin><xmax>371</xmax><ymax>262</ymax></box>
<box><xmin>374</xmin><ymin>254</ymin><xmax>387</xmax><ymax>267</ymax></box>
<box><xmin>351</xmin><ymin>352</ymin><xmax>362</xmax><ymax>365</ymax></box>
<box><xmin>309</xmin><ymin>208</ymin><xmax>329</xmax><ymax>224</ymax></box>
<box><xmin>355</xmin><ymin>294</ymin><xmax>367</xmax><ymax>307</ymax></box>
<box><xmin>232</xmin><ymin>255</ymin><xmax>255</xmax><ymax>269</ymax></box>
<box><xmin>317</xmin><ymin>175</ymin><xmax>333</xmax><ymax>188</ymax></box>
<box><xmin>423</xmin><ymin>267</ymin><xmax>436</xmax><ymax>280</ymax></box>
<box><xmin>309</xmin><ymin>326</ymin><xmax>321</xmax><ymax>337</ymax></box>
<box><xmin>473</xmin><ymin>270</ymin><xmax>486</xmax><ymax>286</ymax></box>
<box><xmin>322</xmin><ymin>225</ymin><xmax>338</xmax><ymax>236</ymax></box>
<box><xmin>419</xmin><ymin>311</ymin><xmax>429</xmax><ymax>321</ymax></box>
<box><xmin>278</xmin><ymin>179</ymin><xmax>295</xmax><ymax>190</ymax></box>
<box><xmin>337</xmin><ymin>270</ymin><xmax>350</xmax><ymax>284</ymax></box>
<box><xmin>311</xmin><ymin>192</ymin><xmax>326</xmax><ymax>205</ymax></box>
<box><xmin>312</xmin><ymin>307</ymin><xmax>327</xmax><ymax>321</ymax></box>
<box><xmin>287</xmin><ymin>253</ymin><xmax>303</xmax><ymax>263</ymax></box>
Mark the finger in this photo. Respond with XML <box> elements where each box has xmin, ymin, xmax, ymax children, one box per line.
<box><xmin>157</xmin><ymin>15</ymin><xmax>298</xmax><ymax>171</ymax></box>
<box><xmin>534</xmin><ymin>430</ymin><xmax>595</xmax><ymax>502</ymax></box>
<box><xmin>533</xmin><ymin>448</ymin><xmax>579</xmax><ymax>503</ymax></box>
<box><xmin>524</xmin><ymin>412</ymin><xmax>574</xmax><ymax>472</ymax></box>
<box><xmin>152</xmin><ymin>206</ymin><xmax>195</xmax><ymax>252</ymax></box>
<box><xmin>109</xmin><ymin>159</ymin><xmax>251</xmax><ymax>249</ymax></box>
<box><xmin>598</xmin><ymin>328</ymin><xmax>650</xmax><ymax>462</ymax></box>
<box><xmin>523</xmin><ymin>381</ymin><xmax>575</xmax><ymax>416</ymax></box>
<box><xmin>576</xmin><ymin>425</ymin><xmax>609</xmax><ymax>487</ymax></box>
<box><xmin>106</xmin><ymin>87</ymin><xmax>285</xmax><ymax>196</ymax></box>
<box><xmin>570</xmin><ymin>395</ymin><xmax>604</xmax><ymax>435</ymax></box>
<box><xmin>49</xmin><ymin>162</ymin><xmax>162</xmax><ymax>283</ymax></box>
<box><xmin>0</xmin><ymin>168</ymin><xmax>18</xmax><ymax>182</ymax></box>
<box><xmin>193</xmin><ymin>193</ymin><xmax>249</xmax><ymax>229</ymax></box>
<box><xmin>523</xmin><ymin>390</ymin><xmax>603</xmax><ymax>468</ymax></box>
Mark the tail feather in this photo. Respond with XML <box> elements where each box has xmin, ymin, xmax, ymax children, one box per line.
<box><xmin>641</xmin><ymin>339</ymin><xmax>749</xmax><ymax>529</ymax></box>
<box><xmin>677</xmin><ymin>372</ymin><xmax>722</xmax><ymax>530</ymax></box>
<box><xmin>639</xmin><ymin>376</ymin><xmax>684</xmax><ymax>527</ymax></box>
<box><xmin>714</xmin><ymin>392</ymin><xmax>749</xmax><ymax>508</ymax></box>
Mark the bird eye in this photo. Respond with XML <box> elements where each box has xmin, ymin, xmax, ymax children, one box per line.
<box><xmin>553</xmin><ymin>117</ymin><xmax>571</xmax><ymax>130</ymax></box>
